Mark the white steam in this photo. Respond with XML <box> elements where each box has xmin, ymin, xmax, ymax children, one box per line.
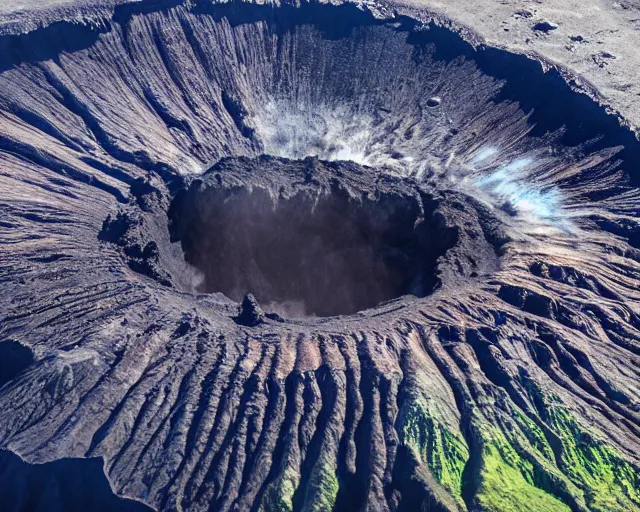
<box><xmin>251</xmin><ymin>98</ymin><xmax>574</xmax><ymax>232</ymax></box>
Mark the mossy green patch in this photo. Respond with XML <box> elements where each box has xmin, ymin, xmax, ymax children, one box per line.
<box><xmin>260</xmin><ymin>468</ymin><xmax>299</xmax><ymax>512</ymax></box>
<box><xmin>400</xmin><ymin>400</ymin><xmax>468</xmax><ymax>504</ymax></box>
<box><xmin>475</xmin><ymin>438</ymin><xmax>571</xmax><ymax>512</ymax></box>
<box><xmin>510</xmin><ymin>407</ymin><xmax>555</xmax><ymax>461</ymax></box>
<box><xmin>547</xmin><ymin>407</ymin><xmax>640</xmax><ymax>512</ymax></box>
<box><xmin>302</xmin><ymin>454</ymin><xmax>339</xmax><ymax>512</ymax></box>
<box><xmin>522</xmin><ymin>378</ymin><xmax>640</xmax><ymax>511</ymax></box>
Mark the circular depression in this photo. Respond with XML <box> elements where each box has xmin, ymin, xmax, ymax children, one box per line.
<box><xmin>169</xmin><ymin>157</ymin><xmax>462</xmax><ymax>317</ymax></box>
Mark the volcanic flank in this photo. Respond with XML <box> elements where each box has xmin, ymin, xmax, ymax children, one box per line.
<box><xmin>0</xmin><ymin>1</ymin><xmax>639</xmax><ymax>511</ymax></box>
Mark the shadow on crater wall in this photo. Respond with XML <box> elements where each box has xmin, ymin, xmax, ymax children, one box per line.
<box><xmin>0</xmin><ymin>450</ymin><xmax>152</xmax><ymax>512</ymax></box>
<box><xmin>0</xmin><ymin>341</ymin><xmax>33</xmax><ymax>389</ymax></box>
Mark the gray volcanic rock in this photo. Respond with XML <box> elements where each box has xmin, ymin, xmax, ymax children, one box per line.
<box><xmin>531</xmin><ymin>20</ymin><xmax>559</xmax><ymax>33</ymax></box>
<box><xmin>2</xmin><ymin>0</ymin><xmax>640</xmax><ymax>137</ymax></box>
<box><xmin>235</xmin><ymin>295</ymin><xmax>266</xmax><ymax>327</ymax></box>
<box><xmin>0</xmin><ymin>2</ymin><xmax>638</xmax><ymax>512</ymax></box>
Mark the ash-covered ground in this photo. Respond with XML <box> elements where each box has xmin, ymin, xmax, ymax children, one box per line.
<box><xmin>0</xmin><ymin>1</ymin><xmax>639</xmax><ymax>511</ymax></box>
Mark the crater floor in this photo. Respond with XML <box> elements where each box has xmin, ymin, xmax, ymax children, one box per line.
<box><xmin>0</xmin><ymin>1</ymin><xmax>639</xmax><ymax>511</ymax></box>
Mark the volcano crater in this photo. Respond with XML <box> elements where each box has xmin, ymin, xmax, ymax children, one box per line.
<box><xmin>0</xmin><ymin>1</ymin><xmax>639</xmax><ymax>511</ymax></box>
<box><xmin>165</xmin><ymin>156</ymin><xmax>501</xmax><ymax>318</ymax></box>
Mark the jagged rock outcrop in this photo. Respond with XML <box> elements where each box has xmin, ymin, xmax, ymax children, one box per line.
<box><xmin>235</xmin><ymin>295</ymin><xmax>266</xmax><ymax>327</ymax></box>
<box><xmin>0</xmin><ymin>1</ymin><xmax>638</xmax><ymax>511</ymax></box>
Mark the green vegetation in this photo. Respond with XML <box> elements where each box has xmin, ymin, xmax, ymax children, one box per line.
<box><xmin>400</xmin><ymin>400</ymin><xmax>468</xmax><ymax>505</ymax></box>
<box><xmin>523</xmin><ymin>380</ymin><xmax>640</xmax><ymax>512</ymax></box>
<box><xmin>260</xmin><ymin>455</ymin><xmax>339</xmax><ymax>512</ymax></box>
<box><xmin>303</xmin><ymin>453</ymin><xmax>339</xmax><ymax>512</ymax></box>
<box><xmin>510</xmin><ymin>407</ymin><xmax>555</xmax><ymax>461</ymax></box>
<box><xmin>400</xmin><ymin>398</ymin><xmax>575</xmax><ymax>512</ymax></box>
<box><xmin>547</xmin><ymin>407</ymin><xmax>640</xmax><ymax>512</ymax></box>
<box><xmin>260</xmin><ymin>468</ymin><xmax>299</xmax><ymax>512</ymax></box>
<box><xmin>263</xmin><ymin>385</ymin><xmax>639</xmax><ymax>512</ymax></box>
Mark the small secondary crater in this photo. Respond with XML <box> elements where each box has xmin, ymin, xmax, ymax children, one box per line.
<box><xmin>170</xmin><ymin>157</ymin><xmax>458</xmax><ymax>318</ymax></box>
